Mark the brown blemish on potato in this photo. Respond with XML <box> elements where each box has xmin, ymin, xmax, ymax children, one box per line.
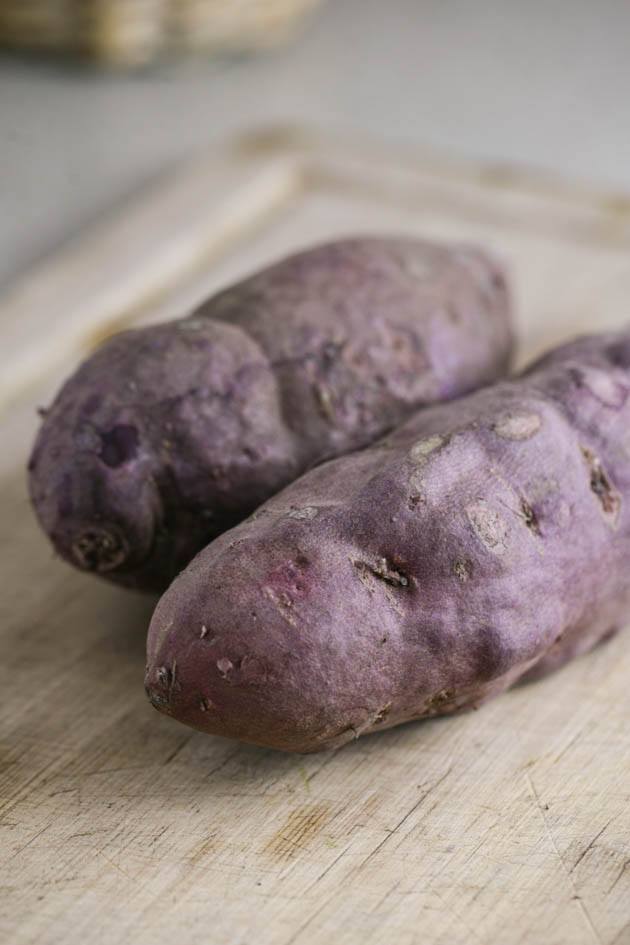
<box><xmin>264</xmin><ymin>804</ymin><xmax>332</xmax><ymax>860</ymax></box>
<box><xmin>519</xmin><ymin>499</ymin><xmax>541</xmax><ymax>535</ymax></box>
<box><xmin>372</xmin><ymin>703</ymin><xmax>392</xmax><ymax>724</ymax></box>
<box><xmin>453</xmin><ymin>558</ymin><xmax>472</xmax><ymax>582</ymax></box>
<box><xmin>425</xmin><ymin>689</ymin><xmax>455</xmax><ymax>713</ymax></box>
<box><xmin>466</xmin><ymin>501</ymin><xmax>508</xmax><ymax>554</ymax></box>
<box><xmin>408</xmin><ymin>492</ymin><xmax>426</xmax><ymax>511</ymax></box>
<box><xmin>493</xmin><ymin>412</ymin><xmax>542</xmax><ymax>440</ymax></box>
<box><xmin>354</xmin><ymin>557</ymin><xmax>409</xmax><ymax>587</ymax></box>
<box><xmin>145</xmin><ymin>687</ymin><xmax>171</xmax><ymax>710</ymax></box>
<box><xmin>581</xmin><ymin>445</ymin><xmax>621</xmax><ymax>527</ymax></box>
<box><xmin>146</xmin><ymin>661</ymin><xmax>180</xmax><ymax>712</ymax></box>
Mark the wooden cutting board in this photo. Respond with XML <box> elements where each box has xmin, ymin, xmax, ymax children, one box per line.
<box><xmin>2</xmin><ymin>127</ymin><xmax>630</xmax><ymax>945</ymax></box>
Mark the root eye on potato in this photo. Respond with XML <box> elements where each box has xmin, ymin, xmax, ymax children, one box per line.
<box><xmin>71</xmin><ymin>527</ymin><xmax>128</xmax><ymax>572</ymax></box>
<box><xmin>146</xmin><ymin>329</ymin><xmax>630</xmax><ymax>752</ymax></box>
<box><xmin>28</xmin><ymin>236</ymin><xmax>512</xmax><ymax>592</ymax></box>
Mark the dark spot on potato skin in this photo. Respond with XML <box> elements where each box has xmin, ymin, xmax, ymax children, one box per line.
<box><xmin>520</xmin><ymin>499</ymin><xmax>541</xmax><ymax>535</ymax></box>
<box><xmin>99</xmin><ymin>424</ymin><xmax>139</xmax><ymax>468</ymax></box>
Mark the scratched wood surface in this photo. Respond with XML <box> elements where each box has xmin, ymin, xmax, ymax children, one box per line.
<box><xmin>2</xmin><ymin>129</ymin><xmax>630</xmax><ymax>945</ymax></box>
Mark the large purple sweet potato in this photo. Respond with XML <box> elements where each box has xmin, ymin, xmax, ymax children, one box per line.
<box><xmin>145</xmin><ymin>329</ymin><xmax>630</xmax><ymax>752</ymax></box>
<box><xmin>28</xmin><ymin>237</ymin><xmax>512</xmax><ymax>592</ymax></box>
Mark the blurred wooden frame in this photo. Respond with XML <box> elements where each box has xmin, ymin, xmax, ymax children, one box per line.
<box><xmin>2</xmin><ymin>123</ymin><xmax>630</xmax><ymax>412</ymax></box>
<box><xmin>0</xmin><ymin>0</ymin><xmax>323</xmax><ymax>65</ymax></box>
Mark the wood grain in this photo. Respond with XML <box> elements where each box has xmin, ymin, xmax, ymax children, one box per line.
<box><xmin>1</xmin><ymin>130</ymin><xmax>630</xmax><ymax>945</ymax></box>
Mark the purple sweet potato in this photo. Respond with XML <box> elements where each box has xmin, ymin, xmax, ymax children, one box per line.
<box><xmin>145</xmin><ymin>329</ymin><xmax>630</xmax><ymax>752</ymax></box>
<box><xmin>28</xmin><ymin>237</ymin><xmax>512</xmax><ymax>592</ymax></box>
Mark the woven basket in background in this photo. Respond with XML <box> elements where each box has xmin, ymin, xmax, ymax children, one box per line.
<box><xmin>0</xmin><ymin>0</ymin><xmax>324</xmax><ymax>66</ymax></box>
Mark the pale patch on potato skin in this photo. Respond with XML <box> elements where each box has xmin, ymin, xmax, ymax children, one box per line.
<box><xmin>465</xmin><ymin>502</ymin><xmax>509</xmax><ymax>555</ymax></box>
<box><xmin>29</xmin><ymin>236</ymin><xmax>513</xmax><ymax>592</ymax></box>
<box><xmin>493</xmin><ymin>412</ymin><xmax>542</xmax><ymax>440</ymax></box>
<box><xmin>409</xmin><ymin>434</ymin><xmax>448</xmax><ymax>464</ymax></box>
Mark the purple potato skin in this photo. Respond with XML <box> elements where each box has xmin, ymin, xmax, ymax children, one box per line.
<box><xmin>145</xmin><ymin>329</ymin><xmax>630</xmax><ymax>752</ymax></box>
<box><xmin>28</xmin><ymin>237</ymin><xmax>512</xmax><ymax>592</ymax></box>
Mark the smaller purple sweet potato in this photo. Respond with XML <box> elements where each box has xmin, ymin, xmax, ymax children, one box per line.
<box><xmin>145</xmin><ymin>328</ymin><xmax>630</xmax><ymax>752</ymax></box>
<box><xmin>28</xmin><ymin>236</ymin><xmax>512</xmax><ymax>592</ymax></box>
